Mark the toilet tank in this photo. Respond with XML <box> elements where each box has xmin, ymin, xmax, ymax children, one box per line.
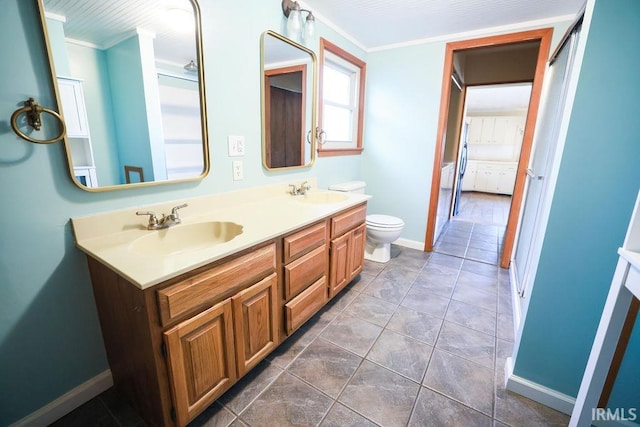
<box><xmin>328</xmin><ymin>181</ymin><xmax>366</xmax><ymax>194</ymax></box>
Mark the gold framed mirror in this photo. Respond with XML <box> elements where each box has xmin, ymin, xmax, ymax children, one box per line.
<box><xmin>37</xmin><ymin>0</ymin><xmax>209</xmax><ymax>191</ymax></box>
<box><xmin>261</xmin><ymin>31</ymin><xmax>317</xmax><ymax>170</ymax></box>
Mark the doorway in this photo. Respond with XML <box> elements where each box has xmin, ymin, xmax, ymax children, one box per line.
<box><xmin>425</xmin><ymin>28</ymin><xmax>553</xmax><ymax>269</ymax></box>
<box><xmin>452</xmin><ymin>83</ymin><xmax>532</xmax><ymax>228</ymax></box>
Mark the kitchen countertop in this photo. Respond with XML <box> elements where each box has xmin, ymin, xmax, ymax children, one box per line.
<box><xmin>71</xmin><ymin>180</ymin><xmax>371</xmax><ymax>289</ymax></box>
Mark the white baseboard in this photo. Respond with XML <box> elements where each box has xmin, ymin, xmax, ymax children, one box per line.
<box><xmin>504</xmin><ymin>357</ymin><xmax>575</xmax><ymax>415</ymax></box>
<box><xmin>10</xmin><ymin>370</ymin><xmax>113</xmax><ymax>427</ymax></box>
<box><xmin>394</xmin><ymin>238</ymin><xmax>425</xmax><ymax>251</ymax></box>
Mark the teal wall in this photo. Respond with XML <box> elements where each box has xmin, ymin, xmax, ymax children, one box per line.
<box><xmin>513</xmin><ymin>0</ymin><xmax>640</xmax><ymax>410</ymax></box>
<box><xmin>107</xmin><ymin>35</ymin><xmax>156</xmax><ymax>182</ymax></box>
<box><xmin>3</xmin><ymin>0</ymin><xmax>615</xmax><ymax>424</ymax></box>
<box><xmin>0</xmin><ymin>1</ymin><xmax>363</xmax><ymax>424</ymax></box>
<box><xmin>363</xmin><ymin>25</ymin><xmax>571</xmax><ymax>245</ymax></box>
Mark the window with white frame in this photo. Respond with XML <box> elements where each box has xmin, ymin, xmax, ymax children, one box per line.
<box><xmin>319</xmin><ymin>38</ymin><xmax>366</xmax><ymax>155</ymax></box>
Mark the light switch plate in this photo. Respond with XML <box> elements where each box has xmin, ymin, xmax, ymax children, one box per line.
<box><xmin>228</xmin><ymin>135</ymin><xmax>245</xmax><ymax>156</ymax></box>
<box><xmin>232</xmin><ymin>160</ymin><xmax>243</xmax><ymax>181</ymax></box>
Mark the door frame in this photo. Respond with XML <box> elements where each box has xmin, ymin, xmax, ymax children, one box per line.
<box><xmin>424</xmin><ymin>28</ymin><xmax>553</xmax><ymax>268</ymax></box>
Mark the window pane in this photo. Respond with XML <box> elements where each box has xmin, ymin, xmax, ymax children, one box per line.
<box><xmin>324</xmin><ymin>104</ymin><xmax>352</xmax><ymax>142</ymax></box>
<box><xmin>323</xmin><ymin>65</ymin><xmax>351</xmax><ymax>105</ymax></box>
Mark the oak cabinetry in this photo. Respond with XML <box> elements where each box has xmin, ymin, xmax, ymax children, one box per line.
<box><xmin>232</xmin><ymin>273</ymin><xmax>278</xmax><ymax>376</ymax></box>
<box><xmin>329</xmin><ymin>205</ymin><xmax>367</xmax><ymax>297</ymax></box>
<box><xmin>163</xmin><ymin>300</ymin><xmax>236</xmax><ymax>426</ymax></box>
<box><xmin>282</xmin><ymin>221</ymin><xmax>329</xmax><ymax>335</ymax></box>
<box><xmin>86</xmin><ymin>203</ymin><xmax>367</xmax><ymax>426</ymax></box>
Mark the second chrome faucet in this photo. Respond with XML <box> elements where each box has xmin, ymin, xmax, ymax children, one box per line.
<box><xmin>137</xmin><ymin>203</ymin><xmax>188</xmax><ymax>230</ymax></box>
<box><xmin>289</xmin><ymin>181</ymin><xmax>311</xmax><ymax>196</ymax></box>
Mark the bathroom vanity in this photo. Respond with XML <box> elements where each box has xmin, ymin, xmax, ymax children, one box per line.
<box><xmin>71</xmin><ymin>182</ymin><xmax>369</xmax><ymax>426</ymax></box>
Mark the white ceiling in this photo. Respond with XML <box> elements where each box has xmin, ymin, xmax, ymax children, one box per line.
<box><xmin>301</xmin><ymin>0</ymin><xmax>584</xmax><ymax>50</ymax></box>
<box><xmin>42</xmin><ymin>0</ymin><xmax>197</xmax><ymax>68</ymax></box>
<box><xmin>465</xmin><ymin>83</ymin><xmax>532</xmax><ymax>114</ymax></box>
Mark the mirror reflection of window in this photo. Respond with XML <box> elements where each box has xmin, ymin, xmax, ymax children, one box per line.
<box><xmin>319</xmin><ymin>38</ymin><xmax>366</xmax><ymax>156</ymax></box>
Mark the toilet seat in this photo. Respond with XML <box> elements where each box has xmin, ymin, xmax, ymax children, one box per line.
<box><xmin>366</xmin><ymin>214</ymin><xmax>404</xmax><ymax>229</ymax></box>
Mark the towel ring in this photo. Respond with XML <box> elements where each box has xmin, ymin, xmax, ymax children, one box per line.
<box><xmin>10</xmin><ymin>98</ymin><xmax>66</xmax><ymax>144</ymax></box>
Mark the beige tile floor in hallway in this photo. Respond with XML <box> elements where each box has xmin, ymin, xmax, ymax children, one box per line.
<box><xmin>53</xmin><ymin>218</ymin><xmax>570</xmax><ymax>426</ymax></box>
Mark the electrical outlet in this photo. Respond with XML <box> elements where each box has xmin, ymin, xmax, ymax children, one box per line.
<box><xmin>228</xmin><ymin>135</ymin><xmax>245</xmax><ymax>156</ymax></box>
<box><xmin>232</xmin><ymin>160</ymin><xmax>243</xmax><ymax>181</ymax></box>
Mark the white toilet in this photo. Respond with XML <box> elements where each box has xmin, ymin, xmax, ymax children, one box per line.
<box><xmin>328</xmin><ymin>181</ymin><xmax>405</xmax><ymax>263</ymax></box>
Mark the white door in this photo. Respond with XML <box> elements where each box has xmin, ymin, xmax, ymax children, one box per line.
<box><xmin>512</xmin><ymin>27</ymin><xmax>581</xmax><ymax>299</ymax></box>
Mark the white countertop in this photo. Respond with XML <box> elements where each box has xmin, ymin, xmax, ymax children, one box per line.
<box><xmin>71</xmin><ymin>181</ymin><xmax>371</xmax><ymax>289</ymax></box>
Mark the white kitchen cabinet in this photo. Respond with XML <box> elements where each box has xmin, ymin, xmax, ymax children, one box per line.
<box><xmin>461</xmin><ymin>161</ymin><xmax>477</xmax><ymax>191</ymax></box>
<box><xmin>471</xmin><ymin>161</ymin><xmax>517</xmax><ymax>195</ymax></box>
<box><xmin>467</xmin><ymin>115</ymin><xmax>526</xmax><ymax>145</ymax></box>
<box><xmin>497</xmin><ymin>165</ymin><xmax>518</xmax><ymax>195</ymax></box>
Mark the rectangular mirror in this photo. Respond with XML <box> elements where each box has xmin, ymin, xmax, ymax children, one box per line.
<box><xmin>261</xmin><ymin>31</ymin><xmax>317</xmax><ymax>170</ymax></box>
<box><xmin>38</xmin><ymin>0</ymin><xmax>209</xmax><ymax>191</ymax></box>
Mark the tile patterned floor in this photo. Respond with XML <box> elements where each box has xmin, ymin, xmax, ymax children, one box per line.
<box><xmin>455</xmin><ymin>191</ymin><xmax>512</xmax><ymax>227</ymax></box>
<box><xmin>52</xmin><ymin>225</ymin><xmax>570</xmax><ymax>426</ymax></box>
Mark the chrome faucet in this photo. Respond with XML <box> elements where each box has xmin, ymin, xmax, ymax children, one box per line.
<box><xmin>137</xmin><ymin>203</ymin><xmax>188</xmax><ymax>230</ymax></box>
<box><xmin>289</xmin><ymin>181</ymin><xmax>311</xmax><ymax>196</ymax></box>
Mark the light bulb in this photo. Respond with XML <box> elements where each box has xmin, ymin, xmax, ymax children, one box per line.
<box><xmin>303</xmin><ymin>13</ymin><xmax>315</xmax><ymax>42</ymax></box>
<box><xmin>286</xmin><ymin>7</ymin><xmax>302</xmax><ymax>42</ymax></box>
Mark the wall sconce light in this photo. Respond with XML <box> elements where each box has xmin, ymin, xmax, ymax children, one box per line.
<box><xmin>281</xmin><ymin>0</ymin><xmax>315</xmax><ymax>43</ymax></box>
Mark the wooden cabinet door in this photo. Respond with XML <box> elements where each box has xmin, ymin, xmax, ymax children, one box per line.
<box><xmin>232</xmin><ymin>273</ymin><xmax>278</xmax><ymax>376</ymax></box>
<box><xmin>163</xmin><ymin>299</ymin><xmax>236</xmax><ymax>426</ymax></box>
<box><xmin>329</xmin><ymin>232</ymin><xmax>350</xmax><ymax>298</ymax></box>
<box><xmin>348</xmin><ymin>224</ymin><xmax>366</xmax><ymax>280</ymax></box>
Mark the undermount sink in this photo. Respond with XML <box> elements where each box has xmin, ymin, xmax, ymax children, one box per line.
<box><xmin>295</xmin><ymin>191</ymin><xmax>348</xmax><ymax>204</ymax></box>
<box><xmin>129</xmin><ymin>221</ymin><xmax>243</xmax><ymax>256</ymax></box>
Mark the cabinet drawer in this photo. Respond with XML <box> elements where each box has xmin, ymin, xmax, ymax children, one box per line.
<box><xmin>283</xmin><ymin>222</ymin><xmax>326</xmax><ymax>263</ymax></box>
<box><xmin>284</xmin><ymin>245</ymin><xmax>327</xmax><ymax>300</ymax></box>
<box><xmin>157</xmin><ymin>244</ymin><xmax>276</xmax><ymax>326</ymax></box>
<box><xmin>284</xmin><ymin>277</ymin><xmax>328</xmax><ymax>335</ymax></box>
<box><xmin>331</xmin><ymin>204</ymin><xmax>367</xmax><ymax>238</ymax></box>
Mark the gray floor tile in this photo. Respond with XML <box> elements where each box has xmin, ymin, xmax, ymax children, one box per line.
<box><xmin>401</xmin><ymin>286</ymin><xmax>451</xmax><ymax>318</ymax></box>
<box><xmin>409</xmin><ymin>387</ymin><xmax>492</xmax><ymax>427</ymax></box>
<box><xmin>267</xmin><ymin>325</ymin><xmax>316</xmax><ymax>369</ymax></box>
<box><xmin>452</xmin><ymin>283</ymin><xmax>497</xmax><ymax>312</ymax></box>
<box><xmin>428</xmin><ymin>252</ymin><xmax>464</xmax><ymax>269</ymax></box>
<box><xmin>494</xmin><ymin>387</ymin><xmax>570</xmax><ymax>427</ymax></box>
<box><xmin>413</xmin><ymin>264</ymin><xmax>459</xmax><ymax>298</ymax></box>
<box><xmin>497</xmin><ymin>312</ymin><xmax>515</xmax><ymax>342</ymax></box>
<box><xmin>456</xmin><ymin>270</ymin><xmax>499</xmax><ymax>295</ymax></box>
<box><xmin>462</xmin><ymin>259</ymin><xmax>499</xmax><ymax>278</ymax></box>
<box><xmin>423</xmin><ymin>349</ymin><xmax>494</xmax><ymax>415</ymax></box>
<box><xmin>435</xmin><ymin>241</ymin><xmax>468</xmax><ymax>257</ymax></box>
<box><xmin>445</xmin><ymin>299</ymin><xmax>497</xmax><ymax>336</ymax></box>
<box><xmin>466</xmin><ymin>247</ymin><xmax>499</xmax><ymax>265</ymax></box>
<box><xmin>378</xmin><ymin>264</ymin><xmax>421</xmax><ymax>283</ymax></box>
<box><xmin>347</xmin><ymin>273</ymin><xmax>376</xmax><ymax>292</ymax></box>
<box><xmin>240</xmin><ymin>372</ymin><xmax>333</xmax><ymax>426</ymax></box>
<box><xmin>287</xmin><ymin>338</ymin><xmax>362</xmax><ymax>398</ymax></box>
<box><xmin>219</xmin><ymin>361</ymin><xmax>283</xmax><ymax>414</ymax></box>
<box><xmin>339</xmin><ymin>360</ymin><xmax>420</xmax><ymax>427</ymax></box>
<box><xmin>320</xmin><ymin>314</ymin><xmax>382</xmax><ymax>356</ymax></box>
<box><xmin>362</xmin><ymin>275</ymin><xmax>413</xmax><ymax>304</ymax></box>
<box><xmin>320</xmin><ymin>403</ymin><xmax>377</xmax><ymax>427</ymax></box>
<box><xmin>190</xmin><ymin>402</ymin><xmax>237</xmax><ymax>427</ymax></box>
<box><xmin>362</xmin><ymin>260</ymin><xmax>385</xmax><ymax>276</ymax></box>
<box><xmin>343</xmin><ymin>293</ymin><xmax>397</xmax><ymax>326</ymax></box>
<box><xmin>387</xmin><ymin>305</ymin><xmax>443</xmax><ymax>346</ymax></box>
<box><xmin>387</xmin><ymin>246</ymin><xmax>431</xmax><ymax>271</ymax></box>
<box><xmin>436</xmin><ymin>321</ymin><xmax>495</xmax><ymax>369</ymax></box>
<box><xmin>50</xmin><ymin>396</ymin><xmax>118</xmax><ymax>427</ymax></box>
<box><xmin>366</xmin><ymin>329</ymin><xmax>433</xmax><ymax>382</ymax></box>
